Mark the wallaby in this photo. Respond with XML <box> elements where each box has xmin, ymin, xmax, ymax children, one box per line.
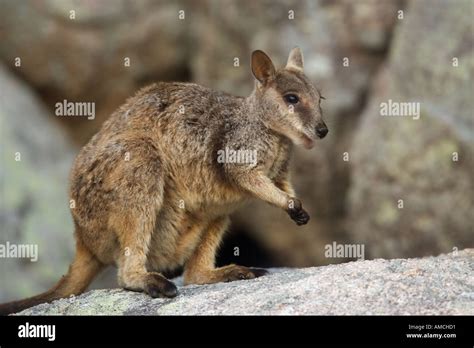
<box><xmin>0</xmin><ymin>48</ymin><xmax>328</xmax><ymax>314</ymax></box>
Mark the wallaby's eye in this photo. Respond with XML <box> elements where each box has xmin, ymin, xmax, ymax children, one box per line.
<box><xmin>284</xmin><ymin>94</ymin><xmax>299</xmax><ymax>104</ymax></box>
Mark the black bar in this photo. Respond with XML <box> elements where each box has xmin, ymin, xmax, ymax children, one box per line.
<box><xmin>0</xmin><ymin>315</ymin><xmax>472</xmax><ymax>346</ymax></box>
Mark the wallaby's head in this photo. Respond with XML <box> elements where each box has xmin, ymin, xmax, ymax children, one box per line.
<box><xmin>251</xmin><ymin>48</ymin><xmax>327</xmax><ymax>149</ymax></box>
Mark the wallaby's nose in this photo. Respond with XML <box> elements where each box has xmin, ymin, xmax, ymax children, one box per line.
<box><xmin>316</xmin><ymin>124</ymin><xmax>328</xmax><ymax>139</ymax></box>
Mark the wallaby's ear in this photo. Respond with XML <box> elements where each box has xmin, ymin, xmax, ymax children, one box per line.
<box><xmin>251</xmin><ymin>50</ymin><xmax>276</xmax><ymax>85</ymax></box>
<box><xmin>286</xmin><ymin>47</ymin><xmax>304</xmax><ymax>71</ymax></box>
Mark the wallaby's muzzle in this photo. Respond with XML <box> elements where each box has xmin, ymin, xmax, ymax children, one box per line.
<box><xmin>316</xmin><ymin>123</ymin><xmax>328</xmax><ymax>139</ymax></box>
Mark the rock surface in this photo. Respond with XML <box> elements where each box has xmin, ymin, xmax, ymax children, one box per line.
<box><xmin>16</xmin><ymin>249</ymin><xmax>474</xmax><ymax>315</ymax></box>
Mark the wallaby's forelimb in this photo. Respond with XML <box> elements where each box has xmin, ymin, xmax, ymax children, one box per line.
<box><xmin>234</xmin><ymin>170</ymin><xmax>309</xmax><ymax>225</ymax></box>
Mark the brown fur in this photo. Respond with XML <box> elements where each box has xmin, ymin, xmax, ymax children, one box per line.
<box><xmin>0</xmin><ymin>48</ymin><xmax>327</xmax><ymax>314</ymax></box>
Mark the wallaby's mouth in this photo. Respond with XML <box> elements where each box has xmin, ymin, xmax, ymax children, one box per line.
<box><xmin>301</xmin><ymin>133</ymin><xmax>315</xmax><ymax>149</ymax></box>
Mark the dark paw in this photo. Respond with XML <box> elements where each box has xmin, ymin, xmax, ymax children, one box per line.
<box><xmin>286</xmin><ymin>198</ymin><xmax>310</xmax><ymax>225</ymax></box>
<box><xmin>144</xmin><ymin>274</ymin><xmax>178</xmax><ymax>298</ymax></box>
<box><xmin>249</xmin><ymin>267</ymin><xmax>269</xmax><ymax>278</ymax></box>
<box><xmin>224</xmin><ymin>266</ymin><xmax>269</xmax><ymax>282</ymax></box>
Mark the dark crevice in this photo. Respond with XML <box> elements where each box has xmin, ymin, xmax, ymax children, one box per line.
<box><xmin>216</xmin><ymin>225</ymin><xmax>278</xmax><ymax>268</ymax></box>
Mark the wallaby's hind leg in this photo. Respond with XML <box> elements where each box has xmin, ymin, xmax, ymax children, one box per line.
<box><xmin>183</xmin><ymin>217</ymin><xmax>268</xmax><ymax>285</ymax></box>
<box><xmin>107</xmin><ymin>142</ymin><xmax>177</xmax><ymax>298</ymax></box>
<box><xmin>113</xmin><ymin>208</ymin><xmax>177</xmax><ymax>298</ymax></box>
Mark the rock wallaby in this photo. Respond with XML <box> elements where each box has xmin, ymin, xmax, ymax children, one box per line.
<box><xmin>0</xmin><ymin>48</ymin><xmax>328</xmax><ymax>314</ymax></box>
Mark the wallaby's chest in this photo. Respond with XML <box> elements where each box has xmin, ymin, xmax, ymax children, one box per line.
<box><xmin>266</xmin><ymin>138</ymin><xmax>291</xmax><ymax>180</ymax></box>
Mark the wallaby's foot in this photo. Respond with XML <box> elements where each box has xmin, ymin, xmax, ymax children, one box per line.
<box><xmin>121</xmin><ymin>272</ymin><xmax>178</xmax><ymax>298</ymax></box>
<box><xmin>184</xmin><ymin>265</ymin><xmax>268</xmax><ymax>285</ymax></box>
<box><xmin>287</xmin><ymin>198</ymin><xmax>310</xmax><ymax>225</ymax></box>
<box><xmin>219</xmin><ymin>265</ymin><xmax>268</xmax><ymax>282</ymax></box>
<box><xmin>144</xmin><ymin>273</ymin><xmax>178</xmax><ymax>298</ymax></box>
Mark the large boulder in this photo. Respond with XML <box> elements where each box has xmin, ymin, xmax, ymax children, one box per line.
<box><xmin>0</xmin><ymin>0</ymin><xmax>190</xmax><ymax>144</ymax></box>
<box><xmin>15</xmin><ymin>249</ymin><xmax>474</xmax><ymax>315</ymax></box>
<box><xmin>0</xmin><ymin>65</ymin><xmax>115</xmax><ymax>303</ymax></box>
<box><xmin>347</xmin><ymin>0</ymin><xmax>474</xmax><ymax>258</ymax></box>
<box><xmin>0</xmin><ymin>64</ymin><xmax>76</xmax><ymax>302</ymax></box>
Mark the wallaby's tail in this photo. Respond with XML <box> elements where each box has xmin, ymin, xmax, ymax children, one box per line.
<box><xmin>0</xmin><ymin>239</ymin><xmax>103</xmax><ymax>315</ymax></box>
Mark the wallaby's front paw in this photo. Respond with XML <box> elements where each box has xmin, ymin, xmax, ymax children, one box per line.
<box><xmin>287</xmin><ymin>198</ymin><xmax>310</xmax><ymax>225</ymax></box>
<box><xmin>144</xmin><ymin>273</ymin><xmax>178</xmax><ymax>298</ymax></box>
<box><xmin>222</xmin><ymin>266</ymin><xmax>268</xmax><ymax>282</ymax></box>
